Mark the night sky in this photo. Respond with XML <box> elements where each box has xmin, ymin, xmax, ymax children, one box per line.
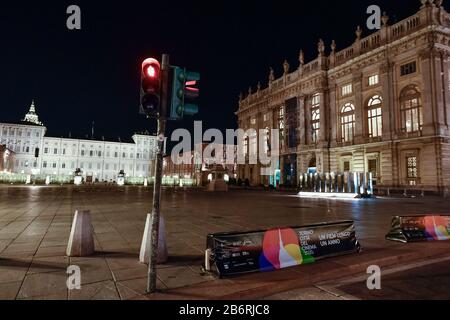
<box><xmin>0</xmin><ymin>0</ymin><xmax>439</xmax><ymax>143</ymax></box>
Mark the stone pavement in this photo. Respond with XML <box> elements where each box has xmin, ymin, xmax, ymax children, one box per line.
<box><xmin>0</xmin><ymin>185</ymin><xmax>449</xmax><ymax>300</ymax></box>
<box><xmin>264</xmin><ymin>255</ymin><xmax>450</xmax><ymax>300</ymax></box>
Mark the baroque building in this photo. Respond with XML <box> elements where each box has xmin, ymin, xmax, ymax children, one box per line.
<box><xmin>236</xmin><ymin>1</ymin><xmax>450</xmax><ymax>193</ymax></box>
<box><xmin>0</xmin><ymin>101</ymin><xmax>158</xmax><ymax>182</ymax></box>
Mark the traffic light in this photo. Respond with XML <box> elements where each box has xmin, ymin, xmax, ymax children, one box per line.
<box><xmin>140</xmin><ymin>58</ymin><xmax>161</xmax><ymax>118</ymax></box>
<box><xmin>169</xmin><ymin>67</ymin><xmax>200</xmax><ymax>120</ymax></box>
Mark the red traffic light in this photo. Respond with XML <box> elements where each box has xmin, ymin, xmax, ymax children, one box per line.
<box><xmin>142</xmin><ymin>58</ymin><xmax>160</xmax><ymax>80</ymax></box>
<box><xmin>145</xmin><ymin>65</ymin><xmax>156</xmax><ymax>78</ymax></box>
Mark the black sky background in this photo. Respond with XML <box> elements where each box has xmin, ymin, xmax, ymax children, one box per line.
<box><xmin>0</xmin><ymin>0</ymin><xmax>440</xmax><ymax>143</ymax></box>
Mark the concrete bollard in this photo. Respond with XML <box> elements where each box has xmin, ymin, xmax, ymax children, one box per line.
<box><xmin>139</xmin><ymin>214</ymin><xmax>168</xmax><ymax>264</ymax></box>
<box><xmin>66</xmin><ymin>210</ymin><xmax>95</xmax><ymax>257</ymax></box>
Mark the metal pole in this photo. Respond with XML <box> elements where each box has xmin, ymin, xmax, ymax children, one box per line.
<box><xmin>147</xmin><ymin>54</ymin><xmax>169</xmax><ymax>293</ymax></box>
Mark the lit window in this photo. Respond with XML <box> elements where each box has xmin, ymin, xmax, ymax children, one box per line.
<box><xmin>407</xmin><ymin>156</ymin><xmax>418</xmax><ymax>178</ymax></box>
<box><xmin>278</xmin><ymin>106</ymin><xmax>285</xmax><ymax>148</ymax></box>
<box><xmin>400</xmin><ymin>85</ymin><xmax>422</xmax><ymax>133</ymax></box>
<box><xmin>367</xmin><ymin>95</ymin><xmax>383</xmax><ymax>138</ymax></box>
<box><xmin>249</xmin><ymin>131</ymin><xmax>257</xmax><ymax>156</ymax></box>
<box><xmin>342</xmin><ymin>84</ymin><xmax>353</xmax><ymax>96</ymax></box>
<box><xmin>263</xmin><ymin>113</ymin><xmax>270</xmax><ymax>122</ymax></box>
<box><xmin>368</xmin><ymin>74</ymin><xmax>379</xmax><ymax>86</ymax></box>
<box><xmin>242</xmin><ymin>135</ymin><xmax>248</xmax><ymax>157</ymax></box>
<box><xmin>263</xmin><ymin>128</ymin><xmax>270</xmax><ymax>154</ymax></box>
<box><xmin>250</xmin><ymin>118</ymin><xmax>256</xmax><ymax>125</ymax></box>
<box><xmin>311</xmin><ymin>93</ymin><xmax>320</xmax><ymax>143</ymax></box>
<box><xmin>341</xmin><ymin>103</ymin><xmax>355</xmax><ymax>142</ymax></box>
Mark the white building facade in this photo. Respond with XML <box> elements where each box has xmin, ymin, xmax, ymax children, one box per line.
<box><xmin>0</xmin><ymin>102</ymin><xmax>158</xmax><ymax>182</ymax></box>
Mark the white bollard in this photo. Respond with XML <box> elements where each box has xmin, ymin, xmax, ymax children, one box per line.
<box><xmin>144</xmin><ymin>178</ymin><xmax>148</xmax><ymax>187</ymax></box>
<box><xmin>139</xmin><ymin>214</ymin><xmax>168</xmax><ymax>264</ymax></box>
<box><xmin>66</xmin><ymin>210</ymin><xmax>95</xmax><ymax>257</ymax></box>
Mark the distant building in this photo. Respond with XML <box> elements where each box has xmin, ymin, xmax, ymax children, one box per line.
<box><xmin>0</xmin><ymin>101</ymin><xmax>158</xmax><ymax>181</ymax></box>
<box><xmin>236</xmin><ymin>1</ymin><xmax>450</xmax><ymax>193</ymax></box>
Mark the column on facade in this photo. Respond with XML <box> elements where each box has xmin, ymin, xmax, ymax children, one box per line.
<box><xmin>379</xmin><ymin>61</ymin><xmax>395</xmax><ymax>187</ymax></box>
<box><xmin>441</xmin><ymin>52</ymin><xmax>450</xmax><ymax>130</ymax></box>
<box><xmin>420</xmin><ymin>48</ymin><xmax>439</xmax><ymax>136</ymax></box>
<box><xmin>353</xmin><ymin>71</ymin><xmax>364</xmax><ymax>144</ymax></box>
<box><xmin>319</xmin><ymin>87</ymin><xmax>330</xmax><ymax>173</ymax></box>
<box><xmin>318</xmin><ymin>89</ymin><xmax>327</xmax><ymax>144</ymax></box>
<box><xmin>431</xmin><ymin>50</ymin><xmax>450</xmax><ymax>135</ymax></box>
<box><xmin>328</xmin><ymin>80</ymin><xmax>338</xmax><ymax>146</ymax></box>
<box><xmin>380</xmin><ymin>61</ymin><xmax>395</xmax><ymax>140</ymax></box>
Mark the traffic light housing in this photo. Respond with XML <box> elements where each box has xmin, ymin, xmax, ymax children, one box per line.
<box><xmin>169</xmin><ymin>67</ymin><xmax>200</xmax><ymax>120</ymax></box>
<box><xmin>140</xmin><ymin>58</ymin><xmax>161</xmax><ymax>118</ymax></box>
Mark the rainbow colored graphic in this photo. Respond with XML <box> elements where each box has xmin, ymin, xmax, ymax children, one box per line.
<box><xmin>424</xmin><ymin>216</ymin><xmax>450</xmax><ymax>241</ymax></box>
<box><xmin>259</xmin><ymin>228</ymin><xmax>314</xmax><ymax>271</ymax></box>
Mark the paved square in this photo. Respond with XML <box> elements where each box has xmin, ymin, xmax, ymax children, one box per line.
<box><xmin>0</xmin><ymin>185</ymin><xmax>449</xmax><ymax>299</ymax></box>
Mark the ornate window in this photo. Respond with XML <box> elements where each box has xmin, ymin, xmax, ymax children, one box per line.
<box><xmin>367</xmin><ymin>95</ymin><xmax>383</xmax><ymax>138</ymax></box>
<box><xmin>242</xmin><ymin>134</ymin><xmax>248</xmax><ymax>157</ymax></box>
<box><xmin>407</xmin><ymin>156</ymin><xmax>418</xmax><ymax>179</ymax></box>
<box><xmin>341</xmin><ymin>103</ymin><xmax>355</xmax><ymax>142</ymax></box>
<box><xmin>249</xmin><ymin>131</ymin><xmax>257</xmax><ymax>156</ymax></box>
<box><xmin>263</xmin><ymin>128</ymin><xmax>270</xmax><ymax>154</ymax></box>
<box><xmin>342</xmin><ymin>84</ymin><xmax>353</xmax><ymax>96</ymax></box>
<box><xmin>400</xmin><ymin>85</ymin><xmax>422</xmax><ymax>133</ymax></box>
<box><xmin>311</xmin><ymin>93</ymin><xmax>320</xmax><ymax>143</ymax></box>
<box><xmin>278</xmin><ymin>106</ymin><xmax>285</xmax><ymax>149</ymax></box>
<box><xmin>368</xmin><ymin>74</ymin><xmax>379</xmax><ymax>86</ymax></box>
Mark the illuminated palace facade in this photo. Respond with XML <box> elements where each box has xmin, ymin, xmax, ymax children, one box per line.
<box><xmin>236</xmin><ymin>1</ymin><xmax>450</xmax><ymax>193</ymax></box>
<box><xmin>0</xmin><ymin>101</ymin><xmax>158</xmax><ymax>182</ymax></box>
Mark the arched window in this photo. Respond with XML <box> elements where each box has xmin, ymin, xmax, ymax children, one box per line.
<box><xmin>263</xmin><ymin>127</ymin><xmax>270</xmax><ymax>154</ymax></box>
<box><xmin>242</xmin><ymin>134</ymin><xmax>248</xmax><ymax>157</ymax></box>
<box><xmin>400</xmin><ymin>85</ymin><xmax>422</xmax><ymax>133</ymax></box>
<box><xmin>311</xmin><ymin>93</ymin><xmax>320</xmax><ymax>143</ymax></box>
<box><xmin>341</xmin><ymin>103</ymin><xmax>355</xmax><ymax>142</ymax></box>
<box><xmin>278</xmin><ymin>106</ymin><xmax>285</xmax><ymax>149</ymax></box>
<box><xmin>249</xmin><ymin>130</ymin><xmax>257</xmax><ymax>156</ymax></box>
<box><xmin>367</xmin><ymin>95</ymin><xmax>383</xmax><ymax>138</ymax></box>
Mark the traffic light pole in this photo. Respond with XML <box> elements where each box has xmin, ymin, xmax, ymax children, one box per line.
<box><xmin>147</xmin><ymin>53</ymin><xmax>169</xmax><ymax>294</ymax></box>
